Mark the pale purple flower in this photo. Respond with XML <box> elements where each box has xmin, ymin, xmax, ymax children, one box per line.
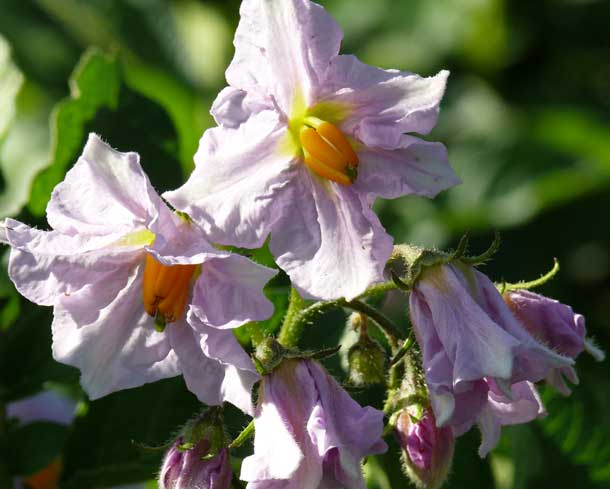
<box><xmin>240</xmin><ymin>359</ymin><xmax>387</xmax><ymax>488</ymax></box>
<box><xmin>7</xmin><ymin>390</ymin><xmax>76</xmax><ymax>426</ymax></box>
<box><xmin>164</xmin><ymin>0</ymin><xmax>460</xmax><ymax>301</ymax></box>
<box><xmin>505</xmin><ymin>290</ymin><xmax>605</xmax><ymax>395</ymax></box>
<box><xmin>408</xmin><ymin>263</ymin><xmax>572</xmax><ymax>444</ymax></box>
<box><xmin>395</xmin><ymin>408</ymin><xmax>454</xmax><ymax>489</ymax></box>
<box><xmin>0</xmin><ymin>133</ymin><xmax>276</xmax><ymax>414</ymax></box>
<box><xmin>160</xmin><ymin>440</ymin><xmax>232</xmax><ymax>489</ymax></box>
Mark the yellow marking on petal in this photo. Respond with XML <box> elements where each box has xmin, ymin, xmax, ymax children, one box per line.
<box><xmin>142</xmin><ymin>253</ymin><xmax>197</xmax><ymax>323</ymax></box>
<box><xmin>308</xmin><ymin>100</ymin><xmax>351</xmax><ymax>126</ymax></box>
<box><xmin>115</xmin><ymin>228</ymin><xmax>155</xmax><ymax>247</ymax></box>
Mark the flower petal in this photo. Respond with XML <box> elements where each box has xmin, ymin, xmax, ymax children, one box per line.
<box><xmin>1</xmin><ymin>218</ymin><xmax>141</xmax><ymax>306</ymax></box>
<box><xmin>7</xmin><ymin>391</ymin><xmax>76</xmax><ymax>426</ymax></box>
<box><xmin>355</xmin><ymin>137</ymin><xmax>460</xmax><ymax>201</ymax></box>
<box><xmin>191</xmin><ymin>253</ymin><xmax>277</xmax><ymax>329</ymax></box>
<box><xmin>306</xmin><ymin>361</ymin><xmax>387</xmax><ymax>487</ymax></box>
<box><xmin>171</xmin><ymin>311</ymin><xmax>259</xmax><ymax>415</ymax></box>
<box><xmin>475</xmin><ymin>271</ymin><xmax>573</xmax><ymax>383</ymax></box>
<box><xmin>226</xmin><ymin>0</ymin><xmax>343</xmax><ymax>114</ymax></box>
<box><xmin>164</xmin><ymin>110</ymin><xmax>297</xmax><ymax>248</ymax></box>
<box><xmin>477</xmin><ymin>381</ymin><xmax>545</xmax><ymax>457</ymax></box>
<box><xmin>240</xmin><ymin>365</ymin><xmax>313</xmax><ymax>482</ymax></box>
<box><xmin>46</xmin><ymin>133</ymin><xmax>166</xmax><ymax>237</ymax></box>
<box><xmin>52</xmin><ymin>264</ymin><xmax>180</xmax><ymax>399</ymax></box>
<box><xmin>270</xmin><ymin>168</ymin><xmax>393</xmax><ymax>300</ymax></box>
<box><xmin>324</xmin><ymin>55</ymin><xmax>449</xmax><ymax>149</ymax></box>
<box><xmin>211</xmin><ymin>86</ymin><xmax>273</xmax><ymax>128</ymax></box>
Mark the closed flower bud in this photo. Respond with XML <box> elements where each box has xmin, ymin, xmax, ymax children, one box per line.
<box><xmin>504</xmin><ymin>289</ymin><xmax>605</xmax><ymax>395</ymax></box>
<box><xmin>395</xmin><ymin>409</ymin><xmax>454</xmax><ymax>489</ymax></box>
<box><xmin>159</xmin><ymin>439</ymin><xmax>232</xmax><ymax>489</ymax></box>
<box><xmin>159</xmin><ymin>410</ymin><xmax>232</xmax><ymax>489</ymax></box>
<box><xmin>348</xmin><ymin>335</ymin><xmax>386</xmax><ymax>386</ymax></box>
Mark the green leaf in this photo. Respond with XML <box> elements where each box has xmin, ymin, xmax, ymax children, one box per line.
<box><xmin>61</xmin><ymin>377</ymin><xmax>200</xmax><ymax>488</ymax></box>
<box><xmin>121</xmin><ymin>54</ymin><xmax>209</xmax><ymax>177</ymax></box>
<box><xmin>0</xmin><ymin>35</ymin><xmax>23</xmax><ymax>142</ymax></box>
<box><xmin>0</xmin><ymin>35</ymin><xmax>54</xmax><ymax>219</ymax></box>
<box><xmin>7</xmin><ymin>421</ymin><xmax>69</xmax><ymax>476</ymax></box>
<box><xmin>539</xmin><ymin>370</ymin><xmax>610</xmax><ymax>483</ymax></box>
<box><xmin>28</xmin><ymin>48</ymin><xmax>120</xmax><ymax>216</ymax></box>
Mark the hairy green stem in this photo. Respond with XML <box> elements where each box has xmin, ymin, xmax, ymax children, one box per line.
<box><xmin>343</xmin><ymin>300</ymin><xmax>404</xmax><ymax>348</ymax></box>
<box><xmin>389</xmin><ymin>333</ymin><xmax>415</xmax><ymax>366</ymax></box>
<box><xmin>246</xmin><ymin>322</ymin><xmax>265</xmax><ymax>347</ymax></box>
<box><xmin>278</xmin><ymin>281</ymin><xmax>404</xmax><ymax>349</ymax></box>
<box><xmin>228</xmin><ymin>420</ymin><xmax>255</xmax><ymax>450</ymax></box>
<box><xmin>355</xmin><ymin>280</ymin><xmax>398</xmax><ymax>300</ymax></box>
<box><xmin>278</xmin><ymin>288</ymin><xmax>306</xmax><ymax>348</ymax></box>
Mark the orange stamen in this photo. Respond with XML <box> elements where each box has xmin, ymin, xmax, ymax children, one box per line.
<box><xmin>157</xmin><ymin>264</ymin><xmax>197</xmax><ymax>322</ymax></box>
<box><xmin>142</xmin><ymin>254</ymin><xmax>196</xmax><ymax>324</ymax></box>
<box><xmin>143</xmin><ymin>253</ymin><xmax>162</xmax><ymax>315</ymax></box>
<box><xmin>299</xmin><ymin>122</ymin><xmax>358</xmax><ymax>185</ymax></box>
<box><xmin>317</xmin><ymin>121</ymin><xmax>359</xmax><ymax>167</ymax></box>
<box><xmin>303</xmin><ymin>149</ymin><xmax>353</xmax><ymax>186</ymax></box>
<box><xmin>300</xmin><ymin>127</ymin><xmax>348</xmax><ymax>172</ymax></box>
<box><xmin>23</xmin><ymin>457</ymin><xmax>62</xmax><ymax>489</ymax></box>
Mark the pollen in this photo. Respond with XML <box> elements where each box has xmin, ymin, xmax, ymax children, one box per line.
<box><xmin>142</xmin><ymin>254</ymin><xmax>196</xmax><ymax>324</ymax></box>
<box><xmin>299</xmin><ymin>118</ymin><xmax>358</xmax><ymax>185</ymax></box>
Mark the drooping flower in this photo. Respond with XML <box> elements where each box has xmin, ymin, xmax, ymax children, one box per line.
<box><xmin>408</xmin><ymin>262</ymin><xmax>572</xmax><ymax>452</ymax></box>
<box><xmin>8</xmin><ymin>390</ymin><xmax>77</xmax><ymax>489</ymax></box>
<box><xmin>240</xmin><ymin>358</ymin><xmax>387</xmax><ymax>488</ymax></box>
<box><xmin>395</xmin><ymin>408</ymin><xmax>454</xmax><ymax>489</ymax></box>
<box><xmin>504</xmin><ymin>289</ymin><xmax>605</xmax><ymax>395</ymax></box>
<box><xmin>0</xmin><ymin>134</ymin><xmax>276</xmax><ymax>414</ymax></box>
<box><xmin>164</xmin><ymin>0</ymin><xmax>460</xmax><ymax>301</ymax></box>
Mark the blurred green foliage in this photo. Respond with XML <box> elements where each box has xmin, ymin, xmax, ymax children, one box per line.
<box><xmin>0</xmin><ymin>0</ymin><xmax>609</xmax><ymax>488</ymax></box>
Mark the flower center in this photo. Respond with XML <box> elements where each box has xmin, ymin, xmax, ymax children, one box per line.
<box><xmin>299</xmin><ymin>117</ymin><xmax>358</xmax><ymax>186</ymax></box>
<box><xmin>143</xmin><ymin>254</ymin><xmax>196</xmax><ymax>328</ymax></box>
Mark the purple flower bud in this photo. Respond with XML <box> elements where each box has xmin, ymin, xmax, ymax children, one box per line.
<box><xmin>159</xmin><ymin>438</ymin><xmax>232</xmax><ymax>489</ymax></box>
<box><xmin>505</xmin><ymin>290</ymin><xmax>604</xmax><ymax>360</ymax></box>
<box><xmin>395</xmin><ymin>409</ymin><xmax>454</xmax><ymax>489</ymax></box>
<box><xmin>505</xmin><ymin>290</ymin><xmax>604</xmax><ymax>395</ymax></box>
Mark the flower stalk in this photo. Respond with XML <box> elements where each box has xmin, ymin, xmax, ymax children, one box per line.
<box><xmin>277</xmin><ymin>288</ymin><xmax>306</xmax><ymax>347</ymax></box>
<box><xmin>278</xmin><ymin>279</ymin><xmax>404</xmax><ymax>349</ymax></box>
<box><xmin>228</xmin><ymin>420</ymin><xmax>255</xmax><ymax>450</ymax></box>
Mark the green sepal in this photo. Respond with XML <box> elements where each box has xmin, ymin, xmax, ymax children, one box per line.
<box><xmin>388</xmin><ymin>232</ymin><xmax>502</xmax><ymax>290</ymax></box>
<box><xmin>174</xmin><ymin>407</ymin><xmax>226</xmax><ymax>461</ymax></box>
<box><xmin>253</xmin><ymin>337</ymin><xmax>342</xmax><ymax>376</ymax></box>
<box><xmin>498</xmin><ymin>258</ymin><xmax>560</xmax><ymax>293</ymax></box>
